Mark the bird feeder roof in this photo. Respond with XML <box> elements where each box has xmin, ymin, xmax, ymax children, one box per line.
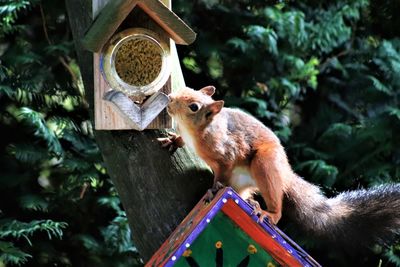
<box><xmin>82</xmin><ymin>0</ymin><xmax>196</xmax><ymax>52</ymax></box>
<box><xmin>146</xmin><ymin>187</ymin><xmax>321</xmax><ymax>267</ymax></box>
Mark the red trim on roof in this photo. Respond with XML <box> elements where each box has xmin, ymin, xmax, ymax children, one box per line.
<box><xmin>222</xmin><ymin>199</ymin><xmax>303</xmax><ymax>267</ymax></box>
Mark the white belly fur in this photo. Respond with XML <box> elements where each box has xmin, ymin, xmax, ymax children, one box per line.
<box><xmin>175</xmin><ymin>119</ymin><xmax>256</xmax><ymax>193</ymax></box>
<box><xmin>230</xmin><ymin>167</ymin><xmax>256</xmax><ymax>191</ymax></box>
<box><xmin>175</xmin><ymin>119</ymin><xmax>196</xmax><ymax>151</ymax></box>
<box><xmin>180</xmin><ymin>128</ymin><xmax>196</xmax><ymax>151</ymax></box>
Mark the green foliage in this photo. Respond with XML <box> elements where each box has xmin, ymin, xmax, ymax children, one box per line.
<box><xmin>98</xmin><ymin>196</ymin><xmax>137</xmax><ymax>255</ymax></box>
<box><xmin>386</xmin><ymin>245</ymin><xmax>400</xmax><ymax>266</ymax></box>
<box><xmin>175</xmin><ymin>0</ymin><xmax>400</xmax><ymax>265</ymax></box>
<box><xmin>0</xmin><ymin>241</ymin><xmax>31</xmax><ymax>266</ymax></box>
<box><xmin>0</xmin><ymin>0</ymin><xmax>34</xmax><ymax>37</ymax></box>
<box><xmin>0</xmin><ymin>1</ymin><xmax>140</xmax><ymax>266</ymax></box>
<box><xmin>0</xmin><ymin>220</ymin><xmax>67</xmax><ymax>242</ymax></box>
<box><xmin>17</xmin><ymin>107</ymin><xmax>63</xmax><ymax>156</ymax></box>
<box><xmin>2</xmin><ymin>0</ymin><xmax>400</xmax><ymax>266</ymax></box>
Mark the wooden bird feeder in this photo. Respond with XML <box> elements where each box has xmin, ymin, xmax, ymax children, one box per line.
<box><xmin>83</xmin><ymin>0</ymin><xmax>196</xmax><ymax>130</ymax></box>
<box><xmin>146</xmin><ymin>188</ymin><xmax>321</xmax><ymax>267</ymax></box>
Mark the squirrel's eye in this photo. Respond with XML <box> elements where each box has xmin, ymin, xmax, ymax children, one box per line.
<box><xmin>188</xmin><ymin>103</ymin><xmax>199</xmax><ymax>112</ymax></box>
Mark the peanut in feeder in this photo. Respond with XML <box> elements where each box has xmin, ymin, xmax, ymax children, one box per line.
<box><xmin>114</xmin><ymin>38</ymin><xmax>162</xmax><ymax>87</ymax></box>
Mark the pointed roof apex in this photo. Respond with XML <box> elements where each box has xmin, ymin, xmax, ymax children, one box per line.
<box><xmin>146</xmin><ymin>187</ymin><xmax>321</xmax><ymax>267</ymax></box>
<box><xmin>82</xmin><ymin>0</ymin><xmax>196</xmax><ymax>52</ymax></box>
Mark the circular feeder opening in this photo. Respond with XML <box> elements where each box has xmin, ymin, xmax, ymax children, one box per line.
<box><xmin>114</xmin><ymin>37</ymin><xmax>163</xmax><ymax>87</ymax></box>
<box><xmin>101</xmin><ymin>28</ymin><xmax>170</xmax><ymax>102</ymax></box>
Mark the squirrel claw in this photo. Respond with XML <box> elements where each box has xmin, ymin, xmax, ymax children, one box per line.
<box><xmin>204</xmin><ymin>182</ymin><xmax>225</xmax><ymax>203</ymax></box>
<box><xmin>257</xmin><ymin>210</ymin><xmax>280</xmax><ymax>225</ymax></box>
<box><xmin>157</xmin><ymin>132</ymin><xmax>184</xmax><ymax>152</ymax></box>
<box><xmin>257</xmin><ymin>211</ymin><xmax>270</xmax><ymax>224</ymax></box>
<box><xmin>247</xmin><ymin>199</ymin><xmax>262</xmax><ymax>215</ymax></box>
<box><xmin>212</xmin><ymin>181</ymin><xmax>225</xmax><ymax>192</ymax></box>
<box><xmin>204</xmin><ymin>189</ymin><xmax>214</xmax><ymax>203</ymax></box>
<box><xmin>247</xmin><ymin>199</ymin><xmax>279</xmax><ymax>224</ymax></box>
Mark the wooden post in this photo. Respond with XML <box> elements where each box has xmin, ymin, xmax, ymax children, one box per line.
<box><xmin>65</xmin><ymin>0</ymin><xmax>212</xmax><ymax>261</ymax></box>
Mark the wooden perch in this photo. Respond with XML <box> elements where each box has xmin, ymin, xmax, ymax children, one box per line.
<box><xmin>103</xmin><ymin>90</ymin><xmax>169</xmax><ymax>131</ymax></box>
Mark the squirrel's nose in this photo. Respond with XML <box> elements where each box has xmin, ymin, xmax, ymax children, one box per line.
<box><xmin>168</xmin><ymin>94</ymin><xmax>175</xmax><ymax>102</ymax></box>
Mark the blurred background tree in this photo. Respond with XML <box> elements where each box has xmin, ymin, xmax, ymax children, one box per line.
<box><xmin>0</xmin><ymin>0</ymin><xmax>140</xmax><ymax>266</ymax></box>
<box><xmin>0</xmin><ymin>0</ymin><xmax>399</xmax><ymax>266</ymax></box>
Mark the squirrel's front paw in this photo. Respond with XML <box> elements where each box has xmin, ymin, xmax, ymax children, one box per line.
<box><xmin>157</xmin><ymin>132</ymin><xmax>184</xmax><ymax>152</ymax></box>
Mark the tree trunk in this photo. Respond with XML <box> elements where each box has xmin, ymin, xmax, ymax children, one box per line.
<box><xmin>65</xmin><ymin>0</ymin><xmax>212</xmax><ymax>261</ymax></box>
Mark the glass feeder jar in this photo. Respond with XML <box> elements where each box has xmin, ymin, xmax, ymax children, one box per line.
<box><xmin>101</xmin><ymin>28</ymin><xmax>170</xmax><ymax>103</ymax></box>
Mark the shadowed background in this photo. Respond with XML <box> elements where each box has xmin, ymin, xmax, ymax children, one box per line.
<box><xmin>0</xmin><ymin>0</ymin><xmax>399</xmax><ymax>266</ymax></box>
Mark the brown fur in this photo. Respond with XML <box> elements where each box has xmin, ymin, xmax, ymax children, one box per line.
<box><xmin>166</xmin><ymin>86</ymin><xmax>400</xmax><ymax>246</ymax></box>
<box><xmin>168</xmin><ymin>86</ymin><xmax>296</xmax><ymax>224</ymax></box>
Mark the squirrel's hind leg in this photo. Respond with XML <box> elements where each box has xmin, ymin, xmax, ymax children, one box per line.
<box><xmin>204</xmin><ymin>164</ymin><xmax>233</xmax><ymax>203</ymax></box>
<box><xmin>238</xmin><ymin>186</ymin><xmax>274</xmax><ymax>224</ymax></box>
<box><xmin>249</xmin><ymin>149</ymin><xmax>284</xmax><ymax>225</ymax></box>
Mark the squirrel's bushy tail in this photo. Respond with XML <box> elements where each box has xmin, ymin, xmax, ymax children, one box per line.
<box><xmin>285</xmin><ymin>176</ymin><xmax>400</xmax><ymax>247</ymax></box>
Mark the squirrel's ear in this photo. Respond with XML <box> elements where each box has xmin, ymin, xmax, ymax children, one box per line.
<box><xmin>200</xmin><ymin>86</ymin><xmax>216</xmax><ymax>96</ymax></box>
<box><xmin>208</xmin><ymin>100</ymin><xmax>224</xmax><ymax>115</ymax></box>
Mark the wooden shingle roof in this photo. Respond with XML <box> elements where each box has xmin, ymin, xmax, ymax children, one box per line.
<box><xmin>82</xmin><ymin>0</ymin><xmax>196</xmax><ymax>52</ymax></box>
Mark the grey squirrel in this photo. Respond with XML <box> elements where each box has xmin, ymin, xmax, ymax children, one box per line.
<box><xmin>159</xmin><ymin>85</ymin><xmax>400</xmax><ymax>247</ymax></box>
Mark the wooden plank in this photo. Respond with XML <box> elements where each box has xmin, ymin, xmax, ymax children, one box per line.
<box><xmin>93</xmin><ymin>2</ymin><xmax>173</xmax><ymax>130</ymax></box>
<box><xmin>83</xmin><ymin>0</ymin><xmax>139</xmax><ymax>52</ymax></box>
<box><xmin>103</xmin><ymin>90</ymin><xmax>169</xmax><ymax>130</ymax></box>
<box><xmin>146</xmin><ymin>188</ymin><xmax>227</xmax><ymax>267</ymax></box>
<box><xmin>138</xmin><ymin>0</ymin><xmax>196</xmax><ymax>46</ymax></box>
<box><xmin>102</xmin><ymin>90</ymin><xmax>142</xmax><ymax>130</ymax></box>
<box><xmin>170</xmin><ymin>39</ymin><xmax>186</xmax><ymax>91</ymax></box>
<box><xmin>92</xmin><ymin>0</ymin><xmax>111</xmax><ymax>17</ymax></box>
<box><xmin>83</xmin><ymin>0</ymin><xmax>196</xmax><ymax>52</ymax></box>
<box><xmin>222</xmin><ymin>200</ymin><xmax>304</xmax><ymax>267</ymax></box>
<box><xmin>141</xmin><ymin>91</ymin><xmax>170</xmax><ymax>129</ymax></box>
<box><xmin>94</xmin><ymin>53</ymin><xmax>136</xmax><ymax>129</ymax></box>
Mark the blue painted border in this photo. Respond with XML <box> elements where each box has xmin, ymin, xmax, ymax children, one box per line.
<box><xmin>165</xmin><ymin>187</ymin><xmax>321</xmax><ymax>267</ymax></box>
